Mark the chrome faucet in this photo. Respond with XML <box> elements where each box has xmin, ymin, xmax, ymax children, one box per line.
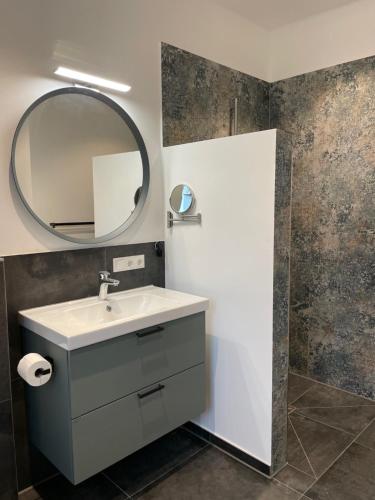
<box><xmin>98</xmin><ymin>271</ymin><xmax>120</xmax><ymax>300</ymax></box>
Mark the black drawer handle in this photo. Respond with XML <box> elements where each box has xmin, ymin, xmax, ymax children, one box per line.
<box><xmin>136</xmin><ymin>325</ymin><xmax>164</xmax><ymax>338</ymax></box>
<box><xmin>138</xmin><ymin>384</ymin><xmax>165</xmax><ymax>399</ymax></box>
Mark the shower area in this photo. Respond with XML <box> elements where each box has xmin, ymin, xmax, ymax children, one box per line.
<box><xmin>162</xmin><ymin>43</ymin><xmax>375</xmax><ymax>493</ymax></box>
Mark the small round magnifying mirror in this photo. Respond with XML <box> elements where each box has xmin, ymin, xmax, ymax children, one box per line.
<box><xmin>169</xmin><ymin>184</ymin><xmax>194</xmax><ymax>214</ymax></box>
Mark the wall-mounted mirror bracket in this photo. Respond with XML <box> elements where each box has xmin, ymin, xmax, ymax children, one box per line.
<box><xmin>167</xmin><ymin>211</ymin><xmax>201</xmax><ymax>228</ymax></box>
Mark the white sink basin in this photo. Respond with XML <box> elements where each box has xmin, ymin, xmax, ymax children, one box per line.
<box><xmin>19</xmin><ymin>286</ymin><xmax>209</xmax><ymax>350</ymax></box>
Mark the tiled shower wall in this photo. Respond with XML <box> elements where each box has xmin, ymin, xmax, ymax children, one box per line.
<box><xmin>161</xmin><ymin>43</ymin><xmax>270</xmax><ymax>146</ymax></box>
<box><xmin>162</xmin><ymin>44</ymin><xmax>375</xmax><ymax>400</ymax></box>
<box><xmin>270</xmin><ymin>56</ymin><xmax>375</xmax><ymax>400</ymax></box>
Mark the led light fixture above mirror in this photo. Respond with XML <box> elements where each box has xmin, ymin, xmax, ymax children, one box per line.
<box><xmin>54</xmin><ymin>66</ymin><xmax>131</xmax><ymax>93</ymax></box>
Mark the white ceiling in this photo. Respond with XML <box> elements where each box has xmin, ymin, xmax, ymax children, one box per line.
<box><xmin>211</xmin><ymin>0</ymin><xmax>360</xmax><ymax>30</ymax></box>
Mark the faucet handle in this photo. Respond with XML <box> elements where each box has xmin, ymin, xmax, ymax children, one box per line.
<box><xmin>99</xmin><ymin>270</ymin><xmax>110</xmax><ymax>280</ymax></box>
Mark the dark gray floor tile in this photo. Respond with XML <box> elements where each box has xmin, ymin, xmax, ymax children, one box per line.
<box><xmin>0</xmin><ymin>400</ymin><xmax>17</xmax><ymax>500</ymax></box>
<box><xmin>287</xmin><ymin>418</ymin><xmax>314</xmax><ymax>476</ymax></box>
<box><xmin>136</xmin><ymin>447</ymin><xmax>300</xmax><ymax>499</ymax></box>
<box><xmin>306</xmin><ymin>443</ymin><xmax>375</xmax><ymax>500</ymax></box>
<box><xmin>288</xmin><ymin>374</ymin><xmax>315</xmax><ymax>404</ymax></box>
<box><xmin>275</xmin><ymin>464</ymin><xmax>315</xmax><ymax>494</ymax></box>
<box><xmin>356</xmin><ymin>419</ymin><xmax>375</xmax><ymax>450</ymax></box>
<box><xmin>293</xmin><ymin>381</ymin><xmax>375</xmax><ymax>409</ymax></box>
<box><xmin>104</xmin><ymin>428</ymin><xmax>207</xmax><ymax>496</ymax></box>
<box><xmin>18</xmin><ymin>486</ymin><xmax>41</xmax><ymax>500</ymax></box>
<box><xmin>290</xmin><ymin>414</ymin><xmax>352</xmax><ymax>477</ymax></box>
<box><xmin>30</xmin><ymin>474</ymin><xmax>127</xmax><ymax>500</ymax></box>
<box><xmin>295</xmin><ymin>405</ymin><xmax>375</xmax><ymax>436</ymax></box>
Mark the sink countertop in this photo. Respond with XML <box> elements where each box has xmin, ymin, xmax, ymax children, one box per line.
<box><xmin>19</xmin><ymin>285</ymin><xmax>209</xmax><ymax>350</ymax></box>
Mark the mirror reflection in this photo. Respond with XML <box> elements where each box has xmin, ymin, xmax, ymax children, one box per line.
<box><xmin>13</xmin><ymin>90</ymin><xmax>147</xmax><ymax>242</ymax></box>
<box><xmin>169</xmin><ymin>184</ymin><xmax>194</xmax><ymax>214</ymax></box>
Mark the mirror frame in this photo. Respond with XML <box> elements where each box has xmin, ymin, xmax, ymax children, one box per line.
<box><xmin>11</xmin><ymin>86</ymin><xmax>150</xmax><ymax>244</ymax></box>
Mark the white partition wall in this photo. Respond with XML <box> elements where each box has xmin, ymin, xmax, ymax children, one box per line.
<box><xmin>93</xmin><ymin>152</ymin><xmax>143</xmax><ymax>238</ymax></box>
<box><xmin>163</xmin><ymin>130</ymin><xmax>281</xmax><ymax>468</ymax></box>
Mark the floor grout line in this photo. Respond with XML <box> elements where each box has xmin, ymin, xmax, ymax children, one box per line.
<box><xmin>293</xmin><ymin>404</ymin><xmax>375</xmax><ymax>409</ymax></box>
<box><xmin>301</xmin><ymin>413</ymin><xmax>375</xmax><ymax>496</ymax></box>
<box><xmin>273</xmin><ymin>463</ymin><xmax>316</xmax><ymax>499</ymax></box>
<box><xmin>101</xmin><ymin>472</ymin><xmax>132</xmax><ymax>499</ymax></box>
<box><xmin>292</xmin><ymin>411</ymin><xmax>358</xmax><ymax>437</ymax></box>
<box><xmin>354</xmin><ymin>440</ymin><xmax>375</xmax><ymax>453</ymax></box>
<box><xmin>353</xmin><ymin>415</ymin><xmax>375</xmax><ymax>452</ymax></box>
<box><xmin>17</xmin><ymin>472</ymin><xmax>60</xmax><ymax>497</ymax></box>
<box><xmin>289</xmin><ymin>372</ymin><xmax>375</xmax><ymax>405</ymax></box>
<box><xmin>288</xmin><ymin>416</ymin><xmax>317</xmax><ymax>479</ymax></box>
<box><xmin>286</xmin><ymin>462</ymin><xmax>315</xmax><ymax>479</ymax></box>
<box><xmin>130</xmin><ymin>444</ymin><xmax>210</xmax><ymax>498</ymax></box>
<box><xmin>272</xmin><ymin>476</ymin><xmax>307</xmax><ymax>498</ymax></box>
<box><xmin>288</xmin><ymin>385</ymin><xmax>315</xmax><ymax>406</ymax></box>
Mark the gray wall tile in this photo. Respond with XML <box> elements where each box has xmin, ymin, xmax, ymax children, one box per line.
<box><xmin>271</xmin><ymin>130</ymin><xmax>293</xmax><ymax>473</ymax></box>
<box><xmin>270</xmin><ymin>56</ymin><xmax>375</xmax><ymax>400</ymax></box>
<box><xmin>0</xmin><ymin>400</ymin><xmax>17</xmax><ymax>499</ymax></box>
<box><xmin>0</xmin><ymin>261</ymin><xmax>10</xmax><ymax>402</ymax></box>
<box><xmin>162</xmin><ymin>43</ymin><xmax>270</xmax><ymax>146</ymax></box>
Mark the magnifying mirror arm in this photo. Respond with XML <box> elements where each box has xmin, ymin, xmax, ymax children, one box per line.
<box><xmin>167</xmin><ymin>211</ymin><xmax>202</xmax><ymax>228</ymax></box>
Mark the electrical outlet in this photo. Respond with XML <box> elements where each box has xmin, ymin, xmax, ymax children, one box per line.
<box><xmin>113</xmin><ymin>255</ymin><xmax>145</xmax><ymax>272</ymax></box>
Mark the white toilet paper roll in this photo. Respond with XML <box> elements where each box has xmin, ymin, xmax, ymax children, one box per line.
<box><xmin>17</xmin><ymin>353</ymin><xmax>52</xmax><ymax>387</ymax></box>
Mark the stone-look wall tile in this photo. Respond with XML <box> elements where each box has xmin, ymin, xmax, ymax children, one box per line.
<box><xmin>162</xmin><ymin>43</ymin><xmax>269</xmax><ymax>147</ymax></box>
<box><xmin>0</xmin><ymin>400</ymin><xmax>17</xmax><ymax>499</ymax></box>
<box><xmin>270</xmin><ymin>56</ymin><xmax>375</xmax><ymax>399</ymax></box>
<box><xmin>2</xmin><ymin>242</ymin><xmax>165</xmax><ymax>491</ymax></box>
<box><xmin>271</xmin><ymin>130</ymin><xmax>292</xmax><ymax>474</ymax></box>
<box><xmin>0</xmin><ymin>260</ymin><xmax>10</xmax><ymax>403</ymax></box>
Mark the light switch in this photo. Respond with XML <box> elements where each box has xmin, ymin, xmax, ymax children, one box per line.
<box><xmin>113</xmin><ymin>255</ymin><xmax>145</xmax><ymax>272</ymax></box>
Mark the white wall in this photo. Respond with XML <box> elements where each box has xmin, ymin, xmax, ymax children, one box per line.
<box><xmin>163</xmin><ymin>130</ymin><xmax>277</xmax><ymax>465</ymax></box>
<box><xmin>270</xmin><ymin>0</ymin><xmax>375</xmax><ymax>80</ymax></box>
<box><xmin>1</xmin><ymin>0</ymin><xmax>374</xmax><ymax>256</ymax></box>
<box><xmin>93</xmin><ymin>152</ymin><xmax>143</xmax><ymax>238</ymax></box>
<box><xmin>0</xmin><ymin>0</ymin><xmax>269</xmax><ymax>256</ymax></box>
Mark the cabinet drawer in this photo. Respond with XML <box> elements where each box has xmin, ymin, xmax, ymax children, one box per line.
<box><xmin>69</xmin><ymin>313</ymin><xmax>205</xmax><ymax>417</ymax></box>
<box><xmin>71</xmin><ymin>363</ymin><xmax>205</xmax><ymax>484</ymax></box>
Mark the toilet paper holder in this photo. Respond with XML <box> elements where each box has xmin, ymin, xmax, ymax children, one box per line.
<box><xmin>35</xmin><ymin>367</ymin><xmax>51</xmax><ymax>377</ymax></box>
<box><xmin>35</xmin><ymin>356</ymin><xmax>53</xmax><ymax>378</ymax></box>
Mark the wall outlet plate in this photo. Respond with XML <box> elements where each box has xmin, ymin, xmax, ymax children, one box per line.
<box><xmin>113</xmin><ymin>255</ymin><xmax>145</xmax><ymax>272</ymax></box>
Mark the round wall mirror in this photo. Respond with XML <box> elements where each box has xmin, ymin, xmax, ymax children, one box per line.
<box><xmin>169</xmin><ymin>184</ymin><xmax>194</xmax><ymax>214</ymax></box>
<box><xmin>11</xmin><ymin>87</ymin><xmax>149</xmax><ymax>243</ymax></box>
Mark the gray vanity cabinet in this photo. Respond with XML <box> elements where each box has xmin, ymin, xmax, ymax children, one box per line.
<box><xmin>22</xmin><ymin>313</ymin><xmax>205</xmax><ymax>484</ymax></box>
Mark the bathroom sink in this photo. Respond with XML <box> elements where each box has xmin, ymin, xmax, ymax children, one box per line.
<box><xmin>19</xmin><ymin>286</ymin><xmax>209</xmax><ymax>350</ymax></box>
